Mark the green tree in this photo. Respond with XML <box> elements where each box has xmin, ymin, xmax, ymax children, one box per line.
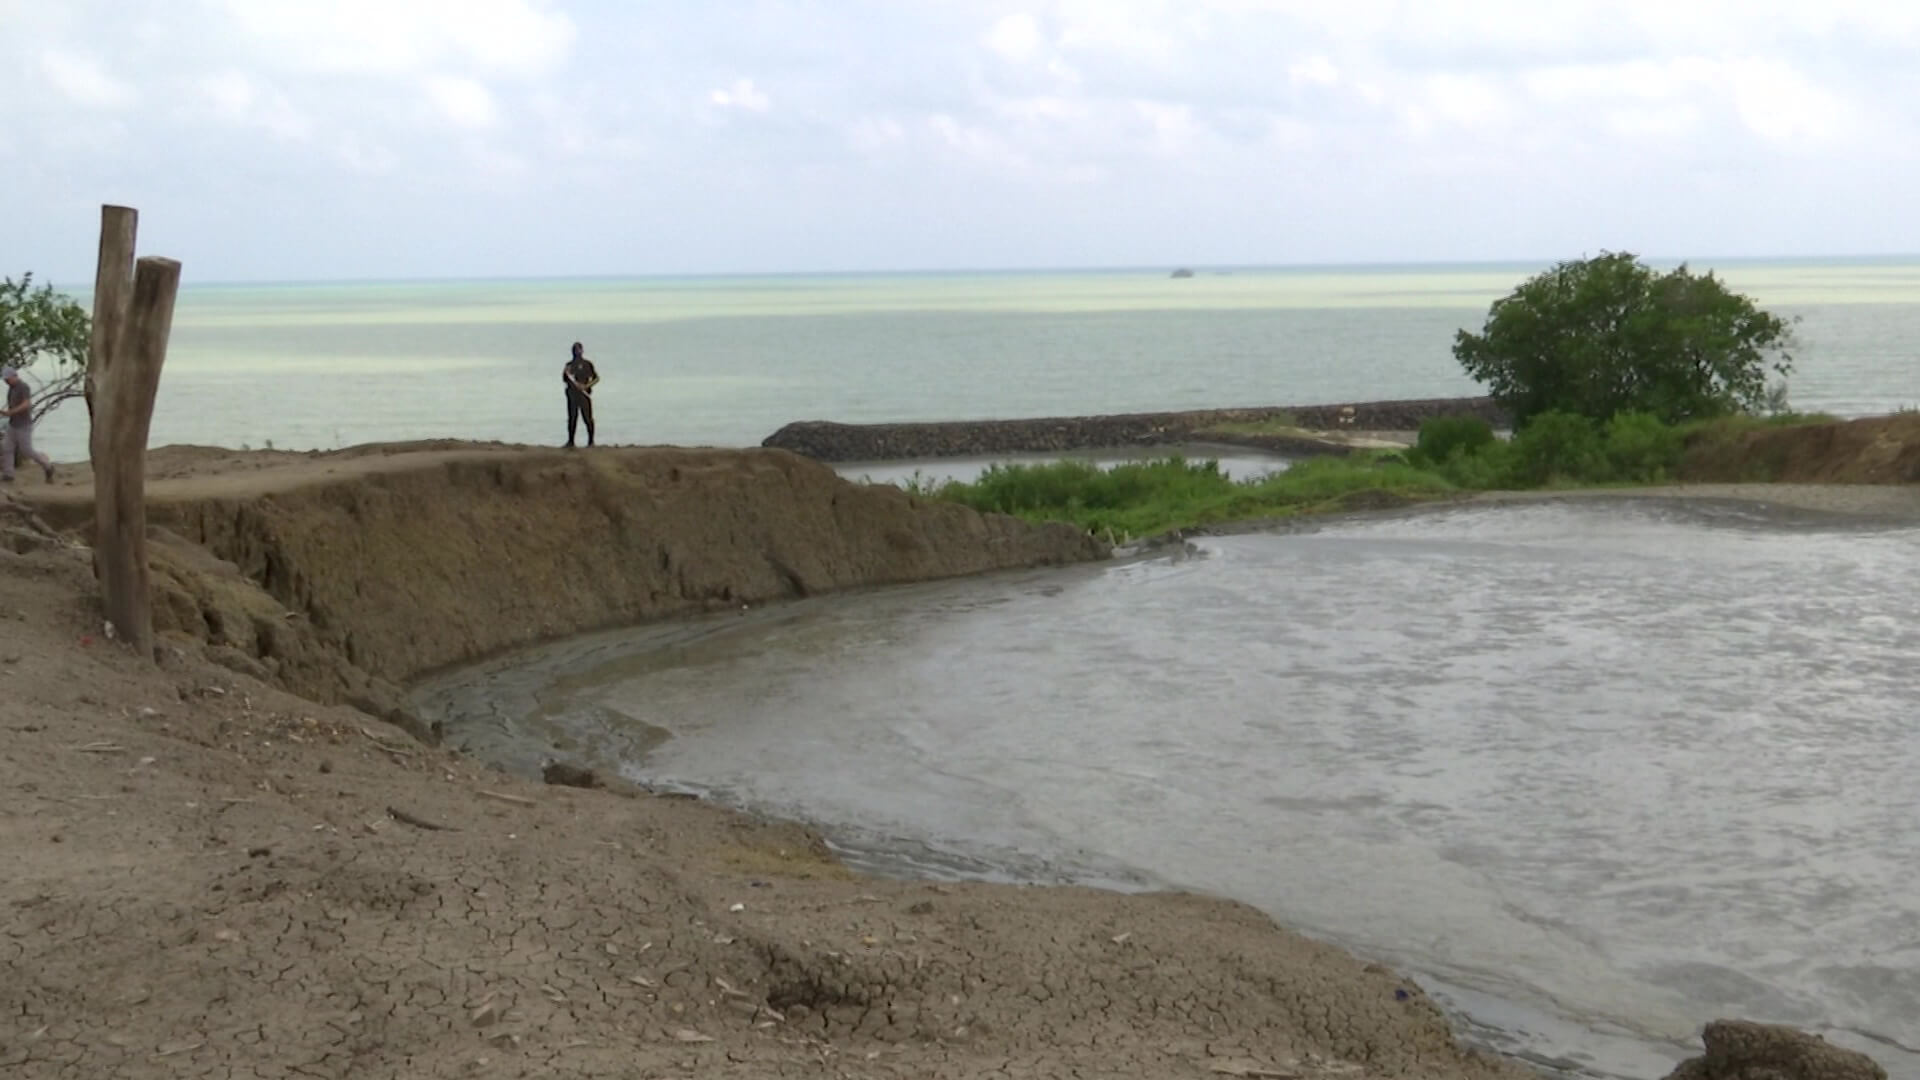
<box><xmin>0</xmin><ymin>273</ymin><xmax>91</xmax><ymax>424</ymax></box>
<box><xmin>1453</xmin><ymin>252</ymin><xmax>1795</xmax><ymax>427</ymax></box>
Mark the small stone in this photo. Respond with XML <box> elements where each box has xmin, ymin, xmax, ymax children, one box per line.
<box><xmin>470</xmin><ymin>1001</ymin><xmax>499</xmax><ymax>1028</ymax></box>
<box><xmin>541</xmin><ymin>762</ymin><xmax>601</xmax><ymax>789</ymax></box>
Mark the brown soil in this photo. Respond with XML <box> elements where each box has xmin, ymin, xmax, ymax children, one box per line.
<box><xmin>25</xmin><ymin>444</ymin><xmax>1104</xmax><ymax>742</ymax></box>
<box><xmin>1680</xmin><ymin>414</ymin><xmax>1920</xmax><ymax>484</ymax></box>
<box><xmin>1</xmin><ymin>448</ymin><xmax>1535</xmax><ymax>1080</ymax></box>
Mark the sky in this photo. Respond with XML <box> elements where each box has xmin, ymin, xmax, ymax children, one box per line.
<box><xmin>7</xmin><ymin>0</ymin><xmax>1920</xmax><ymax>283</ymax></box>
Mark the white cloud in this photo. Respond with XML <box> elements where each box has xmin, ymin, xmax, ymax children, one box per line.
<box><xmin>424</xmin><ymin>76</ymin><xmax>500</xmax><ymax>130</ymax></box>
<box><xmin>7</xmin><ymin>0</ymin><xmax>1920</xmax><ymax>280</ymax></box>
<box><xmin>200</xmin><ymin>71</ymin><xmax>312</xmax><ymax>140</ymax></box>
<box><xmin>710</xmin><ymin>78</ymin><xmax>771</xmax><ymax>112</ymax></box>
<box><xmin>1288</xmin><ymin>56</ymin><xmax>1339</xmax><ymax>87</ymax></box>
<box><xmin>985</xmin><ymin>13</ymin><xmax>1045</xmax><ymax>62</ymax></box>
<box><xmin>39</xmin><ymin>48</ymin><xmax>134</xmax><ymax>108</ymax></box>
<box><xmin>218</xmin><ymin>0</ymin><xmax>575</xmax><ymax>77</ymax></box>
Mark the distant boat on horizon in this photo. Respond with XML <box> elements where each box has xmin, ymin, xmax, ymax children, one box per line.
<box><xmin>1170</xmin><ymin>267</ymin><xmax>1195</xmax><ymax>278</ymax></box>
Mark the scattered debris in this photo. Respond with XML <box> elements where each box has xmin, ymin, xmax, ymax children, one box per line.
<box><xmin>358</xmin><ymin>726</ymin><xmax>414</xmax><ymax>758</ymax></box>
<box><xmin>671</xmin><ymin>1028</ymin><xmax>714</xmax><ymax>1044</ymax></box>
<box><xmin>477</xmin><ymin>789</ymin><xmax>536</xmax><ymax>807</ymax></box>
<box><xmin>385</xmin><ymin>806</ymin><xmax>456</xmax><ymax>832</ymax></box>
<box><xmin>1207</xmin><ymin>1061</ymin><xmax>1299</xmax><ymax>1078</ymax></box>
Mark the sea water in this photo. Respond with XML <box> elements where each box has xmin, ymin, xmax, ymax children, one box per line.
<box><xmin>27</xmin><ymin>260</ymin><xmax>1920</xmax><ymax>463</ymax></box>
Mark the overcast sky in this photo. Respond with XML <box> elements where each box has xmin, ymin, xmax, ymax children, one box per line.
<box><xmin>7</xmin><ymin>0</ymin><xmax>1920</xmax><ymax>283</ymax></box>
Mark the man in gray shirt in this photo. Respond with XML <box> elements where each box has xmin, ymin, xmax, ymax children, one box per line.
<box><xmin>1</xmin><ymin>366</ymin><xmax>56</xmax><ymax>484</ymax></box>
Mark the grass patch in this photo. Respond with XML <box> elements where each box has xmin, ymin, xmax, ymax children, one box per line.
<box><xmin>911</xmin><ymin>408</ymin><xmax>1850</xmax><ymax>540</ymax></box>
<box><xmin>921</xmin><ymin>455</ymin><xmax>1454</xmax><ymax>540</ymax></box>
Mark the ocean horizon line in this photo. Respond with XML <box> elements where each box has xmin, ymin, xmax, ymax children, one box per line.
<box><xmin>60</xmin><ymin>252</ymin><xmax>1920</xmax><ymax>293</ymax></box>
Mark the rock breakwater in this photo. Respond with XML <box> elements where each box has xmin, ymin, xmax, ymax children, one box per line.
<box><xmin>763</xmin><ymin>396</ymin><xmax>1507</xmax><ymax>462</ymax></box>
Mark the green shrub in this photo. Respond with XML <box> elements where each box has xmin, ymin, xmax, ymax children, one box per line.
<box><xmin>1511</xmin><ymin>411</ymin><xmax>1609</xmax><ymax>485</ymax></box>
<box><xmin>1412</xmin><ymin>416</ymin><xmax>1497</xmax><ymax>466</ymax></box>
<box><xmin>1436</xmin><ymin>439</ymin><xmax>1520</xmax><ymax>490</ymax></box>
<box><xmin>1604</xmin><ymin>411</ymin><xmax>1684</xmax><ymax>483</ymax></box>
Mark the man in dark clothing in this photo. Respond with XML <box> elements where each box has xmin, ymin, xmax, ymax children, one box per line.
<box><xmin>1</xmin><ymin>366</ymin><xmax>55</xmax><ymax>484</ymax></box>
<box><xmin>563</xmin><ymin>342</ymin><xmax>599</xmax><ymax>448</ymax></box>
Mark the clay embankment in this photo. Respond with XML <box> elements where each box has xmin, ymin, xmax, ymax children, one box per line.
<box><xmin>25</xmin><ymin>443</ymin><xmax>1105</xmax><ymax>739</ymax></box>
<box><xmin>763</xmin><ymin>396</ymin><xmax>1507</xmax><ymax>462</ymax></box>
<box><xmin>1679</xmin><ymin>412</ymin><xmax>1920</xmax><ymax>484</ymax></box>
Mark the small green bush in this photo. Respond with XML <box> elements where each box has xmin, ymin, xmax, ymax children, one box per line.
<box><xmin>1412</xmin><ymin>416</ymin><xmax>1496</xmax><ymax>466</ymax></box>
<box><xmin>1604</xmin><ymin>411</ymin><xmax>1684</xmax><ymax>483</ymax></box>
<box><xmin>1436</xmin><ymin>439</ymin><xmax>1520</xmax><ymax>490</ymax></box>
<box><xmin>1510</xmin><ymin>411</ymin><xmax>1609</xmax><ymax>486</ymax></box>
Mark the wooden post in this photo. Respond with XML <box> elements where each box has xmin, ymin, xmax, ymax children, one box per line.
<box><xmin>87</xmin><ymin>206</ymin><xmax>138</xmax><ymax>586</ymax></box>
<box><xmin>94</xmin><ymin>256</ymin><xmax>181</xmax><ymax>659</ymax></box>
<box><xmin>85</xmin><ymin>205</ymin><xmax>138</xmax><ymax>435</ymax></box>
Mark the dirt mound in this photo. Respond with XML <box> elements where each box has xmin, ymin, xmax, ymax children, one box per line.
<box><xmin>25</xmin><ymin>444</ymin><xmax>1105</xmax><ymax>739</ymax></box>
<box><xmin>1681</xmin><ymin>415</ymin><xmax>1920</xmax><ymax>484</ymax></box>
<box><xmin>1664</xmin><ymin>1020</ymin><xmax>1887</xmax><ymax>1080</ymax></box>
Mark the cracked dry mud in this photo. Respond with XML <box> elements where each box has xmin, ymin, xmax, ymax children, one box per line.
<box><xmin>0</xmin><ymin>487</ymin><xmax>1529</xmax><ymax>1080</ymax></box>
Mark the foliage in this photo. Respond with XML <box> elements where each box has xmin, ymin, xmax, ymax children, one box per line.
<box><xmin>0</xmin><ymin>273</ymin><xmax>91</xmax><ymax>423</ymax></box>
<box><xmin>919</xmin><ymin>455</ymin><xmax>1453</xmax><ymax>539</ymax></box>
<box><xmin>1410</xmin><ymin>416</ymin><xmax>1496</xmax><ymax>466</ymax></box>
<box><xmin>1454</xmin><ymin>252</ymin><xmax>1795</xmax><ymax>427</ymax></box>
<box><xmin>1506</xmin><ymin>411</ymin><xmax>1608</xmax><ymax>486</ymax></box>
<box><xmin>1602</xmin><ymin>411</ymin><xmax>1685</xmax><ymax>483</ymax></box>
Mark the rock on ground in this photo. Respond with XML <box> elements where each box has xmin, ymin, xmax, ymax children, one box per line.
<box><xmin>1665</xmin><ymin>1020</ymin><xmax>1888</xmax><ymax>1080</ymax></box>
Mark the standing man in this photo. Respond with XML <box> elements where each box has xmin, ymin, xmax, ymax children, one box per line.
<box><xmin>563</xmin><ymin>342</ymin><xmax>599</xmax><ymax>448</ymax></box>
<box><xmin>0</xmin><ymin>366</ymin><xmax>55</xmax><ymax>484</ymax></box>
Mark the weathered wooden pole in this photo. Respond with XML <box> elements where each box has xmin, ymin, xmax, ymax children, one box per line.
<box><xmin>94</xmin><ymin>255</ymin><xmax>180</xmax><ymax>659</ymax></box>
<box><xmin>87</xmin><ymin>206</ymin><xmax>138</xmax><ymax>586</ymax></box>
<box><xmin>85</xmin><ymin>205</ymin><xmax>138</xmax><ymax>435</ymax></box>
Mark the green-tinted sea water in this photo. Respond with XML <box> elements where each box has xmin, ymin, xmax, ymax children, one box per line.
<box><xmin>28</xmin><ymin>262</ymin><xmax>1920</xmax><ymax>461</ymax></box>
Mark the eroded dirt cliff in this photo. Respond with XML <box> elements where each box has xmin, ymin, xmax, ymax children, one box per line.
<box><xmin>28</xmin><ymin>444</ymin><xmax>1105</xmax><ymax>737</ymax></box>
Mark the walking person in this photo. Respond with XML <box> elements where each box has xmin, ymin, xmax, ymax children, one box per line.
<box><xmin>563</xmin><ymin>342</ymin><xmax>599</xmax><ymax>448</ymax></box>
<box><xmin>0</xmin><ymin>366</ymin><xmax>55</xmax><ymax>484</ymax></box>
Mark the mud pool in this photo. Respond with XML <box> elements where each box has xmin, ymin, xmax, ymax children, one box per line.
<box><xmin>419</xmin><ymin>499</ymin><xmax>1920</xmax><ymax>1078</ymax></box>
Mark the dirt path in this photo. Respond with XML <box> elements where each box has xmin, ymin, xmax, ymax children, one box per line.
<box><xmin>21</xmin><ymin>440</ymin><xmax>540</xmax><ymax>506</ymax></box>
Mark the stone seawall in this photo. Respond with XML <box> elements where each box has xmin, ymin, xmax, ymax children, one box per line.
<box><xmin>763</xmin><ymin>396</ymin><xmax>1508</xmax><ymax>462</ymax></box>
